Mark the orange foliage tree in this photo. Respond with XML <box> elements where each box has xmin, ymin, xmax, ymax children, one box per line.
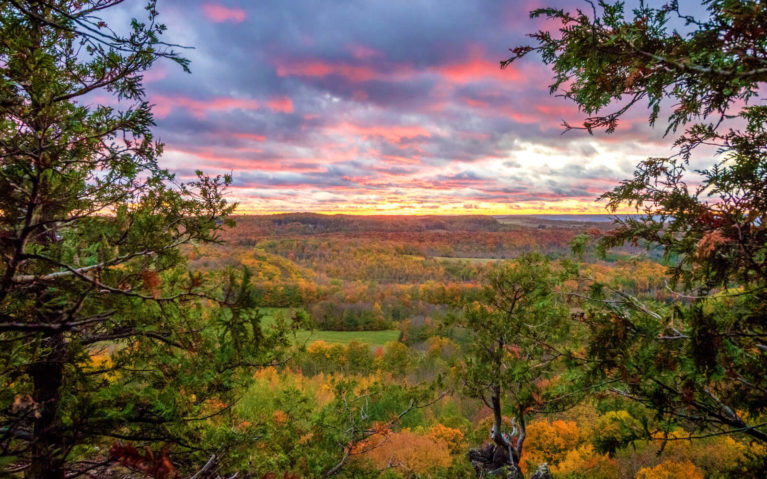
<box><xmin>636</xmin><ymin>460</ymin><xmax>704</xmax><ymax>479</ymax></box>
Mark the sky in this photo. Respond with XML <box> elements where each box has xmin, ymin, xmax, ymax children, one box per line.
<box><xmin>116</xmin><ymin>0</ymin><xmax>705</xmax><ymax>215</ymax></box>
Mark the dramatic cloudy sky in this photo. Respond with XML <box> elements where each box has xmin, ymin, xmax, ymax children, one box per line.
<box><xmin>115</xmin><ymin>0</ymin><xmax>704</xmax><ymax>214</ymax></box>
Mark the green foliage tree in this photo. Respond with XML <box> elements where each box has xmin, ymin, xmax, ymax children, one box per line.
<box><xmin>379</xmin><ymin>341</ymin><xmax>412</xmax><ymax>377</ymax></box>
<box><xmin>458</xmin><ymin>253</ymin><xmax>569</xmax><ymax>477</ymax></box>
<box><xmin>345</xmin><ymin>340</ymin><xmax>374</xmax><ymax>374</ymax></box>
<box><xmin>505</xmin><ymin>0</ymin><xmax>767</xmax><ymax>453</ymax></box>
<box><xmin>0</xmin><ymin>1</ymin><xmax>289</xmax><ymax>477</ymax></box>
<box><xmin>313</xmin><ymin>380</ymin><xmax>423</xmax><ymax>479</ymax></box>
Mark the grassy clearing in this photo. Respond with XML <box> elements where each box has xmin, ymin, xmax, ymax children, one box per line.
<box><xmin>295</xmin><ymin>329</ymin><xmax>399</xmax><ymax>348</ymax></box>
<box><xmin>260</xmin><ymin>307</ymin><xmax>399</xmax><ymax>348</ymax></box>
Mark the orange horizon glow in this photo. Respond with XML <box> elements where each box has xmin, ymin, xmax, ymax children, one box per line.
<box><xmin>230</xmin><ymin>203</ymin><xmax>635</xmax><ymax>217</ymax></box>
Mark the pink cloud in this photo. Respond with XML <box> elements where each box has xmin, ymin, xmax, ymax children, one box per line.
<box><xmin>327</xmin><ymin>122</ymin><xmax>432</xmax><ymax>144</ymax></box>
<box><xmin>272</xmin><ymin>45</ymin><xmax>530</xmax><ymax>100</ymax></box>
<box><xmin>234</xmin><ymin>133</ymin><xmax>267</xmax><ymax>142</ymax></box>
<box><xmin>267</xmin><ymin>96</ymin><xmax>294</xmax><ymax>113</ymax></box>
<box><xmin>276</xmin><ymin>60</ymin><xmax>379</xmax><ymax>82</ymax></box>
<box><xmin>433</xmin><ymin>45</ymin><xmax>522</xmax><ymax>84</ymax></box>
<box><xmin>202</xmin><ymin>3</ymin><xmax>247</xmax><ymax>23</ymax></box>
<box><xmin>384</xmin><ymin>151</ymin><xmax>425</xmax><ymax>167</ymax></box>
<box><xmin>274</xmin><ymin>56</ymin><xmax>415</xmax><ymax>83</ymax></box>
<box><xmin>464</xmin><ymin>98</ymin><xmax>490</xmax><ymax>109</ymax></box>
<box><xmin>535</xmin><ymin>103</ymin><xmax>581</xmax><ymax>118</ymax></box>
<box><xmin>142</xmin><ymin>65</ymin><xmax>167</xmax><ymax>83</ymax></box>
<box><xmin>503</xmin><ymin>109</ymin><xmax>540</xmax><ymax>124</ymax></box>
<box><xmin>151</xmin><ymin>95</ymin><xmax>259</xmax><ymax>118</ymax></box>
<box><xmin>167</xmin><ymin>149</ymin><xmax>296</xmax><ymax>172</ymax></box>
<box><xmin>457</xmin><ymin>131</ymin><xmax>489</xmax><ymax>141</ymax></box>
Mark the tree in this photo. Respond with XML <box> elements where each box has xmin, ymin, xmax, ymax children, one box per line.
<box><xmin>0</xmin><ymin>2</ymin><xmax>288</xmax><ymax>477</ymax></box>
<box><xmin>310</xmin><ymin>379</ymin><xmax>437</xmax><ymax>479</ymax></box>
<box><xmin>458</xmin><ymin>253</ymin><xmax>569</xmax><ymax>477</ymax></box>
<box><xmin>505</xmin><ymin>0</ymin><xmax>767</xmax><ymax>451</ymax></box>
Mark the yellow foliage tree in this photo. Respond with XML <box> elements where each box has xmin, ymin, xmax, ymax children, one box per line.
<box><xmin>522</xmin><ymin>419</ymin><xmax>581</xmax><ymax>470</ymax></box>
<box><xmin>636</xmin><ymin>460</ymin><xmax>704</xmax><ymax>479</ymax></box>
<box><xmin>551</xmin><ymin>444</ymin><xmax>618</xmax><ymax>479</ymax></box>
<box><xmin>428</xmin><ymin>424</ymin><xmax>465</xmax><ymax>454</ymax></box>
<box><xmin>589</xmin><ymin>410</ymin><xmax>641</xmax><ymax>456</ymax></box>
<box><xmin>630</xmin><ymin>431</ymin><xmax>750</xmax><ymax>477</ymax></box>
<box><xmin>360</xmin><ymin>429</ymin><xmax>452</xmax><ymax>477</ymax></box>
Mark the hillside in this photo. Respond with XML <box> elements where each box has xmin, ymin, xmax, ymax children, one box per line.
<box><xmin>189</xmin><ymin>214</ymin><xmax>666</xmax><ymax>337</ymax></box>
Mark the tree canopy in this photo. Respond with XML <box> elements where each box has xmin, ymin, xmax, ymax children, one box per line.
<box><xmin>505</xmin><ymin>0</ymin><xmax>767</xmax><ymax>455</ymax></box>
<box><xmin>459</xmin><ymin>253</ymin><xmax>569</xmax><ymax>477</ymax></box>
<box><xmin>0</xmin><ymin>1</ymin><xmax>291</xmax><ymax>477</ymax></box>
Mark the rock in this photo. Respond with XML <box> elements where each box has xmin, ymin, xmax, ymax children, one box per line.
<box><xmin>468</xmin><ymin>444</ymin><xmax>524</xmax><ymax>479</ymax></box>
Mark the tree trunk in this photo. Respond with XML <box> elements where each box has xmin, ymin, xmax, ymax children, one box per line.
<box><xmin>491</xmin><ymin>389</ymin><xmax>523</xmax><ymax>466</ymax></box>
<box><xmin>27</xmin><ymin>333</ymin><xmax>66</xmax><ymax>479</ymax></box>
<box><xmin>486</xmin><ymin>388</ymin><xmax>524</xmax><ymax>478</ymax></box>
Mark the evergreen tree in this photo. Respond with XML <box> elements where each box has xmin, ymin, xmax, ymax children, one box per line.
<box><xmin>0</xmin><ymin>1</ymin><xmax>288</xmax><ymax>477</ymax></box>
<box><xmin>506</xmin><ymin>0</ymin><xmax>767</xmax><ymax>451</ymax></box>
<box><xmin>458</xmin><ymin>254</ymin><xmax>569</xmax><ymax>477</ymax></box>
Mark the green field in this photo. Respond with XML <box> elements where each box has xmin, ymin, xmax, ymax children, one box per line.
<box><xmin>295</xmin><ymin>329</ymin><xmax>400</xmax><ymax>348</ymax></box>
<box><xmin>260</xmin><ymin>307</ymin><xmax>399</xmax><ymax>348</ymax></box>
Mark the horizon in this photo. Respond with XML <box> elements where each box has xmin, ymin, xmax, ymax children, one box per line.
<box><xmin>225</xmin><ymin>211</ymin><xmax>629</xmax><ymax>217</ymax></box>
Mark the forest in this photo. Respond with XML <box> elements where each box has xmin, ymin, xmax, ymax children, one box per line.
<box><xmin>1</xmin><ymin>0</ymin><xmax>766</xmax><ymax>478</ymax></box>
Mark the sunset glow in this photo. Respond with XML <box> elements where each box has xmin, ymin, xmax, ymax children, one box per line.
<box><xmin>129</xmin><ymin>0</ymin><xmax>684</xmax><ymax>215</ymax></box>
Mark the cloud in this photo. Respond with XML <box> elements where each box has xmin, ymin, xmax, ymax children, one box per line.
<box><xmin>151</xmin><ymin>95</ymin><xmax>259</xmax><ymax>118</ymax></box>
<box><xmin>135</xmin><ymin>0</ymin><xmax>683</xmax><ymax>214</ymax></box>
<box><xmin>267</xmin><ymin>96</ymin><xmax>294</xmax><ymax>113</ymax></box>
<box><xmin>326</xmin><ymin>123</ymin><xmax>432</xmax><ymax>144</ymax></box>
<box><xmin>433</xmin><ymin>44</ymin><xmax>522</xmax><ymax>84</ymax></box>
<box><xmin>202</xmin><ymin>3</ymin><xmax>246</xmax><ymax>23</ymax></box>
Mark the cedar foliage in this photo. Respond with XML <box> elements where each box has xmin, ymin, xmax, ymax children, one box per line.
<box><xmin>0</xmin><ymin>1</ymin><xmax>291</xmax><ymax>477</ymax></box>
<box><xmin>459</xmin><ymin>253</ymin><xmax>570</xmax><ymax>475</ymax></box>
<box><xmin>506</xmin><ymin>0</ymin><xmax>767</xmax><ymax>455</ymax></box>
